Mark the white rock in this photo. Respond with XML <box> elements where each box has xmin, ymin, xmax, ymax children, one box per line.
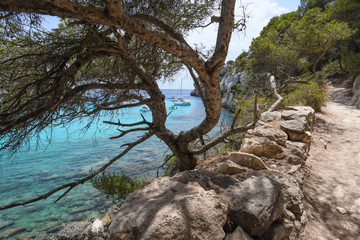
<box><xmin>336</xmin><ymin>207</ymin><xmax>347</xmax><ymax>214</ymax></box>
<box><xmin>91</xmin><ymin>219</ymin><xmax>104</xmax><ymax>234</ymax></box>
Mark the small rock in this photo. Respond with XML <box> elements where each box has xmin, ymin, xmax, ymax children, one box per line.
<box><xmin>91</xmin><ymin>219</ymin><xmax>104</xmax><ymax>234</ymax></box>
<box><xmin>229</xmin><ymin>152</ymin><xmax>268</xmax><ymax>170</ymax></box>
<box><xmin>225</xmin><ymin>226</ymin><xmax>253</xmax><ymax>240</ymax></box>
<box><xmin>336</xmin><ymin>207</ymin><xmax>347</xmax><ymax>214</ymax></box>
<box><xmin>102</xmin><ymin>212</ymin><xmax>112</xmax><ymax>226</ymax></box>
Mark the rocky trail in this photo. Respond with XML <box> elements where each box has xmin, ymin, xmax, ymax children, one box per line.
<box><xmin>303</xmin><ymin>82</ymin><xmax>360</xmax><ymax>239</ymax></box>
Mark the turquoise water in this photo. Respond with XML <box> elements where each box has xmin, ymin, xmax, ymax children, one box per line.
<box><xmin>0</xmin><ymin>89</ymin><xmax>232</xmax><ymax>239</ymax></box>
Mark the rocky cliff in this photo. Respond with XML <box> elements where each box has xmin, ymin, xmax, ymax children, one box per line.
<box><xmin>191</xmin><ymin>68</ymin><xmax>246</xmax><ymax>112</ymax></box>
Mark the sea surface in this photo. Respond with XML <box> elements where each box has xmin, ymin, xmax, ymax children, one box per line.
<box><xmin>0</xmin><ymin>89</ymin><xmax>233</xmax><ymax>239</ymax></box>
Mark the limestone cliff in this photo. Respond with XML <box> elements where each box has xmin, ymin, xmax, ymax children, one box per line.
<box><xmin>190</xmin><ymin>68</ymin><xmax>246</xmax><ymax>112</ymax></box>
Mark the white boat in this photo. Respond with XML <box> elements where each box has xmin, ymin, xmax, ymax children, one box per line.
<box><xmin>168</xmin><ymin>105</ymin><xmax>178</xmax><ymax>110</ymax></box>
<box><xmin>139</xmin><ymin>106</ymin><xmax>151</xmax><ymax>112</ymax></box>
<box><xmin>174</xmin><ymin>97</ymin><xmax>191</xmax><ymax>106</ymax></box>
<box><xmin>174</xmin><ymin>79</ymin><xmax>191</xmax><ymax>106</ymax></box>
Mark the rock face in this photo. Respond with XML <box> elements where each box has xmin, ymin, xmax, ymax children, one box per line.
<box><xmin>351</xmin><ymin>74</ymin><xmax>360</xmax><ymax>108</ymax></box>
<box><xmin>220</xmin><ymin>175</ymin><xmax>284</xmax><ymax>236</ymax></box>
<box><xmin>190</xmin><ymin>69</ymin><xmax>246</xmax><ymax>112</ymax></box>
<box><xmin>108</xmin><ymin>177</ymin><xmax>229</xmax><ymax>240</ymax></box>
<box><xmin>229</xmin><ymin>152</ymin><xmax>268</xmax><ymax>170</ymax></box>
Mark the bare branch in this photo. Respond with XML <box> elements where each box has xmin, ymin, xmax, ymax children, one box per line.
<box><xmin>103</xmin><ymin>119</ymin><xmax>151</xmax><ymax>127</ymax></box>
<box><xmin>110</xmin><ymin>127</ymin><xmax>150</xmax><ymax>139</ymax></box>
<box><xmin>191</xmin><ymin>94</ymin><xmax>259</xmax><ymax>155</ymax></box>
<box><xmin>267</xmin><ymin>75</ymin><xmax>283</xmax><ymax>112</ymax></box>
<box><xmin>0</xmin><ymin>131</ymin><xmax>154</xmax><ymax>210</ymax></box>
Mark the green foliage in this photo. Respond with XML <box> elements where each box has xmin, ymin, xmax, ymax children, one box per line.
<box><xmin>281</xmin><ymin>81</ymin><xmax>328</xmax><ymax>112</ymax></box>
<box><xmin>234</xmin><ymin>92</ymin><xmax>273</xmax><ymax>126</ymax></box>
<box><xmin>91</xmin><ymin>171</ymin><xmax>146</xmax><ymax>206</ymax></box>
<box><xmin>341</xmin><ymin>51</ymin><xmax>360</xmax><ymax>77</ymax></box>
<box><xmin>161</xmin><ymin>154</ymin><xmax>180</xmax><ymax>177</ymax></box>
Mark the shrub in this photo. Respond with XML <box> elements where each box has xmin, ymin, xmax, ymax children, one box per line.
<box><xmin>160</xmin><ymin>154</ymin><xmax>180</xmax><ymax>177</ymax></box>
<box><xmin>91</xmin><ymin>171</ymin><xmax>146</xmax><ymax>206</ymax></box>
<box><xmin>281</xmin><ymin>81</ymin><xmax>328</xmax><ymax>112</ymax></box>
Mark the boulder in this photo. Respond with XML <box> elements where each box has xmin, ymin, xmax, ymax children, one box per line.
<box><xmin>225</xmin><ymin>226</ymin><xmax>253</xmax><ymax>240</ymax></box>
<box><xmin>247</xmin><ymin>126</ymin><xmax>288</xmax><ymax>146</ymax></box>
<box><xmin>264</xmin><ymin>222</ymin><xmax>292</xmax><ymax>240</ymax></box>
<box><xmin>213</xmin><ymin>159</ymin><xmax>254</xmax><ymax>175</ymax></box>
<box><xmin>240</xmin><ymin>136</ymin><xmax>283</xmax><ymax>159</ymax></box>
<box><xmin>286</xmin><ymin>141</ymin><xmax>308</xmax><ymax>160</ymax></box>
<box><xmin>281</xmin><ymin>120</ymin><xmax>312</xmax><ymax>143</ymax></box>
<box><xmin>284</xmin><ymin>106</ymin><xmax>315</xmax><ymax>130</ymax></box>
<box><xmin>109</xmin><ymin>177</ymin><xmax>229</xmax><ymax>240</ymax></box>
<box><xmin>260</xmin><ymin>111</ymin><xmax>282</xmax><ymax>122</ymax></box>
<box><xmin>280</xmin><ymin>119</ymin><xmax>307</xmax><ymax>133</ymax></box>
<box><xmin>255</xmin><ymin>170</ymin><xmax>304</xmax><ymax>216</ymax></box>
<box><xmin>173</xmin><ymin>169</ymin><xmax>239</xmax><ymax>191</ymax></box>
<box><xmin>220</xmin><ymin>175</ymin><xmax>284</xmax><ymax>236</ymax></box>
<box><xmin>229</xmin><ymin>152</ymin><xmax>268</xmax><ymax>170</ymax></box>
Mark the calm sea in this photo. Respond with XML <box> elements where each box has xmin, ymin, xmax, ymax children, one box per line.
<box><xmin>0</xmin><ymin>89</ymin><xmax>232</xmax><ymax>239</ymax></box>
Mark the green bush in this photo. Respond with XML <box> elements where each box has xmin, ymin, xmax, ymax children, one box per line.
<box><xmin>281</xmin><ymin>81</ymin><xmax>328</xmax><ymax>112</ymax></box>
<box><xmin>91</xmin><ymin>171</ymin><xmax>146</xmax><ymax>206</ymax></box>
<box><xmin>161</xmin><ymin>154</ymin><xmax>180</xmax><ymax>177</ymax></box>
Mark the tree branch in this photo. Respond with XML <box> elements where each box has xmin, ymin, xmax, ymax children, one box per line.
<box><xmin>110</xmin><ymin>127</ymin><xmax>150</xmax><ymax>139</ymax></box>
<box><xmin>191</xmin><ymin>94</ymin><xmax>258</xmax><ymax>155</ymax></box>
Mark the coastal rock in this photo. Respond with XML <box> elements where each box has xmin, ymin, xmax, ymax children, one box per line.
<box><xmin>281</xmin><ymin>119</ymin><xmax>312</xmax><ymax>144</ymax></box>
<box><xmin>255</xmin><ymin>170</ymin><xmax>304</xmax><ymax>215</ymax></box>
<box><xmin>283</xmin><ymin>106</ymin><xmax>315</xmax><ymax>130</ymax></box>
<box><xmin>91</xmin><ymin>219</ymin><xmax>105</xmax><ymax>234</ymax></box>
<box><xmin>225</xmin><ymin>226</ymin><xmax>253</xmax><ymax>240</ymax></box>
<box><xmin>260</xmin><ymin>111</ymin><xmax>282</xmax><ymax>122</ymax></box>
<box><xmin>229</xmin><ymin>152</ymin><xmax>268</xmax><ymax>170</ymax></box>
<box><xmin>281</xmin><ymin>119</ymin><xmax>307</xmax><ymax>133</ymax></box>
<box><xmin>108</xmin><ymin>177</ymin><xmax>229</xmax><ymax>240</ymax></box>
<box><xmin>213</xmin><ymin>159</ymin><xmax>254</xmax><ymax>175</ymax></box>
<box><xmin>173</xmin><ymin>169</ymin><xmax>239</xmax><ymax>191</ymax></box>
<box><xmin>240</xmin><ymin>136</ymin><xmax>284</xmax><ymax>159</ymax></box>
<box><xmin>264</xmin><ymin>222</ymin><xmax>292</xmax><ymax>240</ymax></box>
<box><xmin>220</xmin><ymin>175</ymin><xmax>284</xmax><ymax>236</ymax></box>
<box><xmin>247</xmin><ymin>126</ymin><xmax>288</xmax><ymax>146</ymax></box>
<box><xmin>286</xmin><ymin>141</ymin><xmax>308</xmax><ymax>160</ymax></box>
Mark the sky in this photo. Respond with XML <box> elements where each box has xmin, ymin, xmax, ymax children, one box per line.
<box><xmin>43</xmin><ymin>0</ymin><xmax>300</xmax><ymax>89</ymax></box>
<box><xmin>167</xmin><ymin>0</ymin><xmax>300</xmax><ymax>89</ymax></box>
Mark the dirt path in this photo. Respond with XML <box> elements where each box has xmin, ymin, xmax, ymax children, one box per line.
<box><xmin>303</xmin><ymin>84</ymin><xmax>360</xmax><ymax>239</ymax></box>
